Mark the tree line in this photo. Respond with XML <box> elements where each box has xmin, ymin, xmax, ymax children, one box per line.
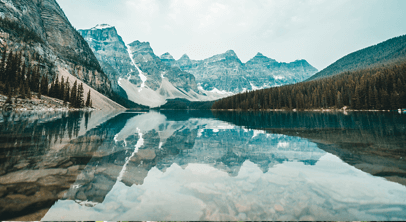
<box><xmin>0</xmin><ymin>47</ymin><xmax>92</xmax><ymax>108</ymax></box>
<box><xmin>212</xmin><ymin>61</ymin><xmax>406</xmax><ymax>110</ymax></box>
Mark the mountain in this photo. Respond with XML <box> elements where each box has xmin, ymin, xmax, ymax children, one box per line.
<box><xmin>161</xmin><ymin>51</ymin><xmax>318</xmax><ymax>93</ymax></box>
<box><xmin>78</xmin><ymin>24</ymin><xmax>138</xmax><ymax>98</ymax></box>
<box><xmin>0</xmin><ymin>0</ymin><xmax>123</xmax><ymax>109</ymax></box>
<box><xmin>79</xmin><ymin>26</ymin><xmax>226</xmax><ymax>108</ymax></box>
<box><xmin>307</xmin><ymin>34</ymin><xmax>406</xmax><ymax>81</ymax></box>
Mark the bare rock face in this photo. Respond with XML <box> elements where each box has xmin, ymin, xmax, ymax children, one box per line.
<box><xmin>78</xmin><ymin>25</ymin><xmax>140</xmax><ymax>96</ymax></box>
<box><xmin>79</xmin><ymin>26</ymin><xmax>203</xmax><ymax>107</ymax></box>
<box><xmin>162</xmin><ymin>51</ymin><xmax>318</xmax><ymax>93</ymax></box>
<box><xmin>128</xmin><ymin>40</ymin><xmax>199</xmax><ymax>92</ymax></box>
<box><xmin>0</xmin><ymin>0</ymin><xmax>113</xmax><ymax>96</ymax></box>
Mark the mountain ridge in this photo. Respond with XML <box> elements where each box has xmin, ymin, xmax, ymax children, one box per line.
<box><xmin>307</xmin><ymin>34</ymin><xmax>406</xmax><ymax>81</ymax></box>
<box><xmin>161</xmin><ymin>50</ymin><xmax>318</xmax><ymax>93</ymax></box>
<box><xmin>79</xmin><ymin>25</ymin><xmax>225</xmax><ymax>108</ymax></box>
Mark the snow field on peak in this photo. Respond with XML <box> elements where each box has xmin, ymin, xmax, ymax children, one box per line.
<box><xmin>92</xmin><ymin>24</ymin><xmax>113</xmax><ymax>30</ymax></box>
<box><xmin>126</xmin><ymin>46</ymin><xmax>147</xmax><ymax>92</ymax></box>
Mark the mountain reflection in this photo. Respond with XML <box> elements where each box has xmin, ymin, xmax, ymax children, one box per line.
<box><xmin>2</xmin><ymin>110</ymin><xmax>406</xmax><ymax>221</ymax></box>
<box><xmin>213</xmin><ymin>111</ymin><xmax>406</xmax><ymax>186</ymax></box>
<box><xmin>0</xmin><ymin>110</ymin><xmax>122</xmax><ymax>220</ymax></box>
<box><xmin>63</xmin><ymin>110</ymin><xmax>324</xmax><ymax>206</ymax></box>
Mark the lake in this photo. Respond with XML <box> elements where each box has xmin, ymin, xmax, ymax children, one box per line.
<box><xmin>0</xmin><ymin>110</ymin><xmax>405</xmax><ymax>221</ymax></box>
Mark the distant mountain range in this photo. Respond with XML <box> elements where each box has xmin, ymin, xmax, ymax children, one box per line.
<box><xmin>213</xmin><ymin>34</ymin><xmax>406</xmax><ymax>111</ymax></box>
<box><xmin>78</xmin><ymin>24</ymin><xmax>318</xmax><ymax>107</ymax></box>
<box><xmin>79</xmin><ymin>25</ymin><xmax>225</xmax><ymax>108</ymax></box>
<box><xmin>307</xmin><ymin>34</ymin><xmax>406</xmax><ymax>81</ymax></box>
<box><xmin>161</xmin><ymin>51</ymin><xmax>318</xmax><ymax>93</ymax></box>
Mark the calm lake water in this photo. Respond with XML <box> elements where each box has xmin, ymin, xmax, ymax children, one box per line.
<box><xmin>0</xmin><ymin>110</ymin><xmax>405</xmax><ymax>221</ymax></box>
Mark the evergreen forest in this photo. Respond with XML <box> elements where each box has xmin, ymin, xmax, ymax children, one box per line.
<box><xmin>212</xmin><ymin>62</ymin><xmax>406</xmax><ymax>111</ymax></box>
<box><xmin>0</xmin><ymin>47</ymin><xmax>92</xmax><ymax>108</ymax></box>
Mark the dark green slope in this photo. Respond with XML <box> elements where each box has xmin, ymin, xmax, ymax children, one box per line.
<box><xmin>307</xmin><ymin>34</ymin><xmax>406</xmax><ymax>81</ymax></box>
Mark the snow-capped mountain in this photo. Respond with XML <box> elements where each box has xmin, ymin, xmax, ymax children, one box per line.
<box><xmin>161</xmin><ymin>51</ymin><xmax>318</xmax><ymax>93</ymax></box>
<box><xmin>79</xmin><ymin>25</ymin><xmax>227</xmax><ymax>107</ymax></box>
<box><xmin>78</xmin><ymin>25</ymin><xmax>139</xmax><ymax>97</ymax></box>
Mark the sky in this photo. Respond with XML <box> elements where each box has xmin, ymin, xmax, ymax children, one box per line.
<box><xmin>57</xmin><ymin>0</ymin><xmax>406</xmax><ymax>70</ymax></box>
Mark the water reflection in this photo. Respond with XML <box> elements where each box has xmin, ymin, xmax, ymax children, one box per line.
<box><xmin>43</xmin><ymin>110</ymin><xmax>406</xmax><ymax>221</ymax></box>
<box><xmin>1</xmin><ymin>110</ymin><xmax>406</xmax><ymax>221</ymax></box>
<box><xmin>0</xmin><ymin>110</ymin><xmax>123</xmax><ymax>220</ymax></box>
<box><xmin>213</xmin><ymin>111</ymin><xmax>406</xmax><ymax>186</ymax></box>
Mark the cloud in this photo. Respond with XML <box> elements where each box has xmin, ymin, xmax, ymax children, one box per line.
<box><xmin>58</xmin><ymin>0</ymin><xmax>406</xmax><ymax>70</ymax></box>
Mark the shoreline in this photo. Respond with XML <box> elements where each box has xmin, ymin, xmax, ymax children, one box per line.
<box><xmin>0</xmin><ymin>94</ymin><xmax>96</xmax><ymax>112</ymax></box>
<box><xmin>210</xmin><ymin>108</ymin><xmax>406</xmax><ymax>113</ymax></box>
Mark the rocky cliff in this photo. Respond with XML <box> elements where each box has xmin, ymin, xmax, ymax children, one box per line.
<box><xmin>0</xmin><ymin>0</ymin><xmax>117</xmax><ymax>101</ymax></box>
<box><xmin>161</xmin><ymin>51</ymin><xmax>318</xmax><ymax>93</ymax></box>
<box><xmin>79</xmin><ymin>25</ymin><xmax>223</xmax><ymax>107</ymax></box>
<box><xmin>78</xmin><ymin>24</ymin><xmax>138</xmax><ymax>97</ymax></box>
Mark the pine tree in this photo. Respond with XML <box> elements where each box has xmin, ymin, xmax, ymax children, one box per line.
<box><xmin>5</xmin><ymin>87</ymin><xmax>12</xmax><ymax>104</ymax></box>
<box><xmin>25</xmin><ymin>81</ymin><xmax>31</xmax><ymax>99</ymax></box>
<box><xmin>77</xmin><ymin>83</ymin><xmax>84</xmax><ymax>108</ymax></box>
<box><xmin>70</xmin><ymin>80</ymin><xmax>77</xmax><ymax>108</ymax></box>
<box><xmin>60</xmin><ymin>76</ymin><xmax>65</xmax><ymax>101</ymax></box>
<box><xmin>0</xmin><ymin>47</ymin><xmax>7</xmax><ymax>82</ymax></box>
<box><xmin>20</xmin><ymin>81</ymin><xmax>26</xmax><ymax>99</ymax></box>
<box><xmin>337</xmin><ymin>91</ymin><xmax>343</xmax><ymax>108</ymax></box>
<box><xmin>85</xmin><ymin>89</ymin><xmax>91</xmax><ymax>107</ymax></box>
<box><xmin>64</xmin><ymin>78</ymin><xmax>70</xmax><ymax>106</ymax></box>
<box><xmin>38</xmin><ymin>83</ymin><xmax>42</xmax><ymax>99</ymax></box>
<box><xmin>40</xmin><ymin>75</ymin><xmax>48</xmax><ymax>96</ymax></box>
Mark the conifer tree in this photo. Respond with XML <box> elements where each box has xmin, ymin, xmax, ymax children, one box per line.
<box><xmin>64</xmin><ymin>78</ymin><xmax>70</xmax><ymax>105</ymax></box>
<box><xmin>85</xmin><ymin>89</ymin><xmax>91</xmax><ymax>107</ymax></box>
<box><xmin>5</xmin><ymin>88</ymin><xmax>12</xmax><ymax>104</ymax></box>
<box><xmin>70</xmin><ymin>80</ymin><xmax>77</xmax><ymax>108</ymax></box>
<box><xmin>38</xmin><ymin>83</ymin><xmax>42</xmax><ymax>99</ymax></box>
<box><xmin>60</xmin><ymin>76</ymin><xmax>65</xmax><ymax>101</ymax></box>
<box><xmin>25</xmin><ymin>81</ymin><xmax>31</xmax><ymax>99</ymax></box>
<box><xmin>0</xmin><ymin>47</ymin><xmax>7</xmax><ymax>82</ymax></box>
<box><xmin>77</xmin><ymin>83</ymin><xmax>84</xmax><ymax>108</ymax></box>
<box><xmin>20</xmin><ymin>81</ymin><xmax>26</xmax><ymax>99</ymax></box>
<box><xmin>40</xmin><ymin>75</ymin><xmax>49</xmax><ymax>96</ymax></box>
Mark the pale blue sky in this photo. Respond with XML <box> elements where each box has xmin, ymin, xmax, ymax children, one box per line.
<box><xmin>57</xmin><ymin>0</ymin><xmax>406</xmax><ymax>70</ymax></box>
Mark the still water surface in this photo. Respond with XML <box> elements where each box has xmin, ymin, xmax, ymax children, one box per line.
<box><xmin>0</xmin><ymin>110</ymin><xmax>405</xmax><ymax>221</ymax></box>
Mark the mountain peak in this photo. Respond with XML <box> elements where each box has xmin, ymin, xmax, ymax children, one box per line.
<box><xmin>246</xmin><ymin>52</ymin><xmax>276</xmax><ymax>65</ymax></box>
<box><xmin>179</xmin><ymin>54</ymin><xmax>191</xmax><ymax>61</ymax></box>
<box><xmin>128</xmin><ymin>40</ymin><xmax>154</xmax><ymax>55</ymax></box>
<box><xmin>160</xmin><ymin>52</ymin><xmax>175</xmax><ymax>60</ymax></box>
<box><xmin>91</xmin><ymin>24</ymin><xmax>114</xmax><ymax>30</ymax></box>
<box><xmin>225</xmin><ymin>50</ymin><xmax>237</xmax><ymax>57</ymax></box>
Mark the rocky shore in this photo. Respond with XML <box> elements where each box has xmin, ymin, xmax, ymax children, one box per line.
<box><xmin>0</xmin><ymin>94</ymin><xmax>94</xmax><ymax>111</ymax></box>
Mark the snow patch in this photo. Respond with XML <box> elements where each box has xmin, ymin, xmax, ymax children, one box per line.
<box><xmin>126</xmin><ymin>46</ymin><xmax>147</xmax><ymax>92</ymax></box>
<box><xmin>250</xmin><ymin>82</ymin><xmax>260</xmax><ymax>91</ymax></box>
<box><xmin>252</xmin><ymin>130</ymin><xmax>266</xmax><ymax>138</ymax></box>
<box><xmin>92</xmin><ymin>24</ymin><xmax>113</xmax><ymax>30</ymax></box>
<box><xmin>277</xmin><ymin>142</ymin><xmax>290</xmax><ymax>148</ymax></box>
<box><xmin>118</xmin><ymin>78</ymin><xmax>166</xmax><ymax>108</ymax></box>
<box><xmin>274</xmin><ymin>75</ymin><xmax>285</xmax><ymax>80</ymax></box>
<box><xmin>118</xmin><ymin>128</ymin><xmax>144</xmax><ymax>182</ymax></box>
<box><xmin>197</xmin><ymin>86</ymin><xmax>233</xmax><ymax>100</ymax></box>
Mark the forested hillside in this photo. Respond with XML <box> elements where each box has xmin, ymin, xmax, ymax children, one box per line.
<box><xmin>0</xmin><ymin>47</ymin><xmax>92</xmax><ymax>108</ymax></box>
<box><xmin>307</xmin><ymin>35</ymin><xmax>406</xmax><ymax>81</ymax></box>
<box><xmin>212</xmin><ymin>62</ymin><xmax>406</xmax><ymax>110</ymax></box>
